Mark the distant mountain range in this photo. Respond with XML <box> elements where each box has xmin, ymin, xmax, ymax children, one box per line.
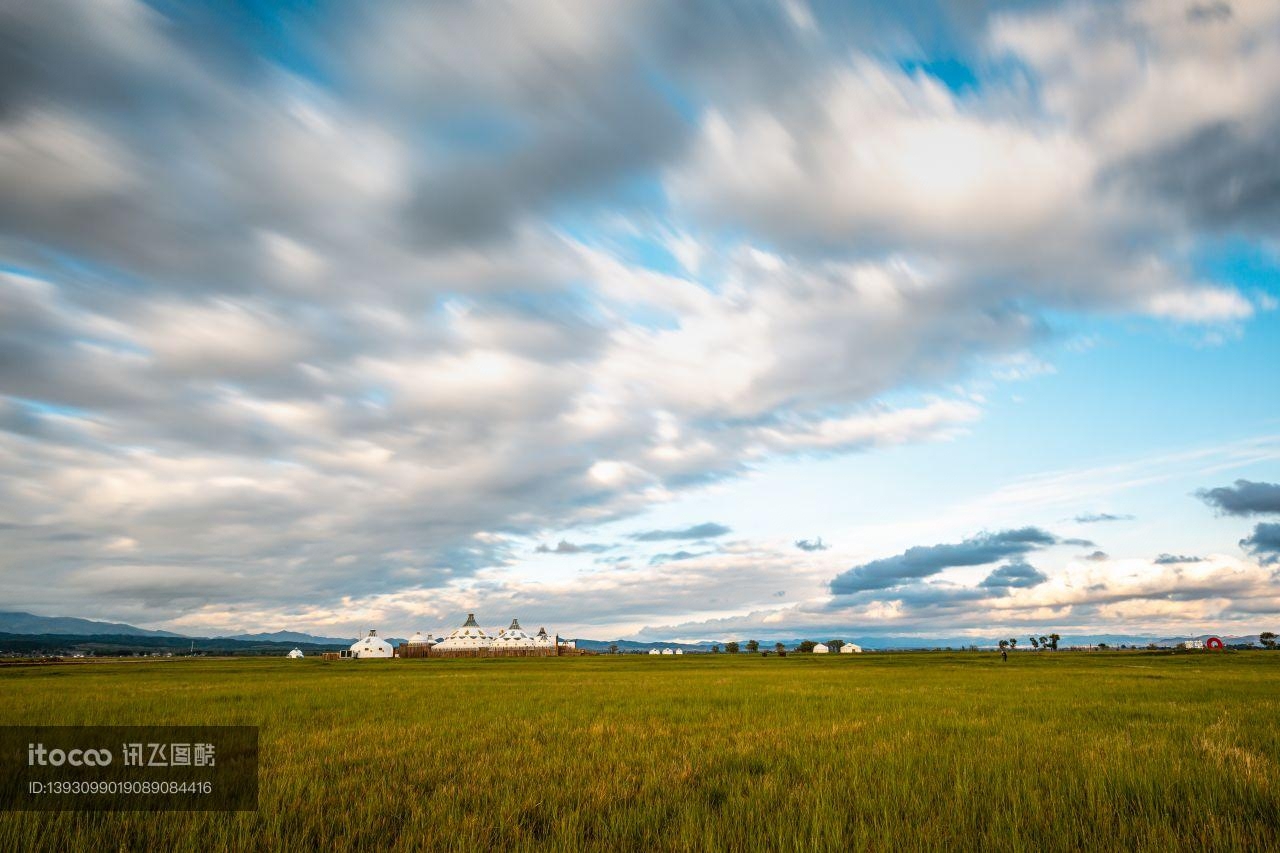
<box><xmin>0</xmin><ymin>612</ymin><xmax>353</xmax><ymax>649</ymax></box>
<box><xmin>0</xmin><ymin>611</ymin><xmax>1266</xmax><ymax>653</ymax></box>
<box><xmin>221</xmin><ymin>630</ymin><xmax>360</xmax><ymax>645</ymax></box>
<box><xmin>0</xmin><ymin>611</ymin><xmax>185</xmax><ymax>638</ymax></box>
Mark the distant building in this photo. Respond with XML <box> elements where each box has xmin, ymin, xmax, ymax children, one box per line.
<box><xmin>812</xmin><ymin>642</ymin><xmax>830</xmax><ymax>654</ymax></box>
<box><xmin>350</xmin><ymin>630</ymin><xmax>394</xmax><ymax>659</ymax></box>
<box><xmin>432</xmin><ymin>613</ymin><xmax>492</xmax><ymax>652</ymax></box>
<box><xmin>286</xmin><ymin>648</ymin><xmax>304</xmax><ymax>659</ymax></box>
<box><xmin>494</xmin><ymin>618</ymin><xmax>537</xmax><ymax>649</ymax></box>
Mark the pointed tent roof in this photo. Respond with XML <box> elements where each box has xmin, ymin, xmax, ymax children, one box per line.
<box><xmin>495</xmin><ymin>617</ymin><xmax>534</xmax><ymax>646</ymax></box>
<box><xmin>433</xmin><ymin>613</ymin><xmax>492</xmax><ymax>649</ymax></box>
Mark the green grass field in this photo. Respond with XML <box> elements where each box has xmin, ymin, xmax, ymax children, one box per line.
<box><xmin>1</xmin><ymin>652</ymin><xmax>1277</xmax><ymax>851</ymax></box>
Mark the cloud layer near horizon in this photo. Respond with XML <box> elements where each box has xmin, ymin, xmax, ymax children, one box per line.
<box><xmin>1</xmin><ymin>0</ymin><xmax>1278</xmax><ymax>635</ymax></box>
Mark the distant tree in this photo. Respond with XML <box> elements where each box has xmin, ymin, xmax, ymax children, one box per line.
<box><xmin>609</xmin><ymin>643</ymin><xmax>619</xmax><ymax>655</ymax></box>
<box><xmin>1030</xmin><ymin>637</ymin><xmax>1039</xmax><ymax>650</ymax></box>
<box><xmin>746</xmin><ymin>640</ymin><xmax>760</xmax><ymax>653</ymax></box>
<box><xmin>1261</xmin><ymin>631</ymin><xmax>1277</xmax><ymax>649</ymax></box>
<box><xmin>998</xmin><ymin>639</ymin><xmax>1009</xmax><ymax>650</ymax></box>
<box><xmin>1049</xmin><ymin>633</ymin><xmax>1060</xmax><ymax>650</ymax></box>
<box><xmin>725</xmin><ymin>641</ymin><xmax>740</xmax><ymax>655</ymax></box>
<box><xmin>711</xmin><ymin>644</ymin><xmax>721</xmax><ymax>654</ymax></box>
<box><xmin>797</xmin><ymin>640</ymin><xmax>817</xmax><ymax>653</ymax></box>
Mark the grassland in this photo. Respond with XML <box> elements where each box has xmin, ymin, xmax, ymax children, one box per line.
<box><xmin>0</xmin><ymin>651</ymin><xmax>1277</xmax><ymax>851</ymax></box>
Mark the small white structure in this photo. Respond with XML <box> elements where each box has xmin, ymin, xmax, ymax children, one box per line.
<box><xmin>840</xmin><ymin>643</ymin><xmax>862</xmax><ymax>654</ymax></box>
<box><xmin>812</xmin><ymin>642</ymin><xmax>830</xmax><ymax>654</ymax></box>
<box><xmin>494</xmin><ymin>618</ymin><xmax>537</xmax><ymax>649</ymax></box>
<box><xmin>350</xmin><ymin>630</ymin><xmax>394</xmax><ymax>659</ymax></box>
<box><xmin>286</xmin><ymin>648</ymin><xmax>304</xmax><ymax>659</ymax></box>
<box><xmin>433</xmin><ymin>613</ymin><xmax>493</xmax><ymax>651</ymax></box>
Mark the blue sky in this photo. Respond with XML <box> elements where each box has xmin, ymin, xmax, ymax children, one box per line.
<box><xmin>0</xmin><ymin>0</ymin><xmax>1277</xmax><ymax>642</ymax></box>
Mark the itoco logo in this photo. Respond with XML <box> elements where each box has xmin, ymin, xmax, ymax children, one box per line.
<box><xmin>27</xmin><ymin>743</ymin><xmax>113</xmax><ymax>767</ymax></box>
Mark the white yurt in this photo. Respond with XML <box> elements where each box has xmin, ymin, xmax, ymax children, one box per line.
<box><xmin>433</xmin><ymin>613</ymin><xmax>493</xmax><ymax>651</ymax></box>
<box><xmin>494</xmin><ymin>618</ymin><xmax>536</xmax><ymax>649</ymax></box>
<box><xmin>840</xmin><ymin>643</ymin><xmax>863</xmax><ymax>654</ymax></box>
<box><xmin>351</xmin><ymin>630</ymin><xmax>394</xmax><ymax>659</ymax></box>
<box><xmin>812</xmin><ymin>642</ymin><xmax>830</xmax><ymax>654</ymax></box>
<box><xmin>286</xmin><ymin>648</ymin><xmax>304</xmax><ymax>659</ymax></box>
<box><xmin>534</xmin><ymin>627</ymin><xmax>554</xmax><ymax>647</ymax></box>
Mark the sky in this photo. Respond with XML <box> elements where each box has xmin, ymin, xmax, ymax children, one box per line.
<box><xmin>0</xmin><ymin>0</ymin><xmax>1278</xmax><ymax>644</ymax></box>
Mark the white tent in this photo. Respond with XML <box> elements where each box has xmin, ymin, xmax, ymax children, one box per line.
<box><xmin>433</xmin><ymin>613</ymin><xmax>493</xmax><ymax>651</ymax></box>
<box><xmin>840</xmin><ymin>643</ymin><xmax>862</xmax><ymax>654</ymax></box>
<box><xmin>350</xmin><ymin>630</ymin><xmax>394</xmax><ymax>659</ymax></box>
<box><xmin>286</xmin><ymin>648</ymin><xmax>304</xmax><ymax>659</ymax></box>
<box><xmin>812</xmin><ymin>642</ymin><xmax>830</xmax><ymax>654</ymax></box>
<box><xmin>494</xmin><ymin>618</ymin><xmax>536</xmax><ymax>649</ymax></box>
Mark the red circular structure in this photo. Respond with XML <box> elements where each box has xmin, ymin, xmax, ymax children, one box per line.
<box><xmin>1205</xmin><ymin>636</ymin><xmax>1224</xmax><ymax>650</ymax></box>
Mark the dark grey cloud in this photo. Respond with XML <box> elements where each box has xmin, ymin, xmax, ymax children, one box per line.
<box><xmin>979</xmin><ymin>561</ymin><xmax>1048</xmax><ymax>589</ymax></box>
<box><xmin>1117</xmin><ymin>118</ymin><xmax>1280</xmax><ymax>236</ymax></box>
<box><xmin>1186</xmin><ymin>2</ymin><xmax>1233</xmax><ymax>24</ymax></box>
<box><xmin>830</xmin><ymin>527</ymin><xmax>1057</xmax><ymax>594</ymax></box>
<box><xmin>795</xmin><ymin>537</ymin><xmax>829</xmax><ymax>552</ymax></box>
<box><xmin>1197</xmin><ymin>480</ymin><xmax>1280</xmax><ymax>516</ymax></box>
<box><xmin>1240</xmin><ymin>523</ymin><xmax>1280</xmax><ymax>563</ymax></box>
<box><xmin>1153</xmin><ymin>553</ymin><xmax>1204</xmax><ymax>565</ymax></box>
<box><xmin>1074</xmin><ymin>512</ymin><xmax>1134</xmax><ymax>523</ymax></box>
<box><xmin>631</xmin><ymin>523</ymin><xmax>731</xmax><ymax>542</ymax></box>
<box><xmin>534</xmin><ymin>540</ymin><xmax>612</xmax><ymax>555</ymax></box>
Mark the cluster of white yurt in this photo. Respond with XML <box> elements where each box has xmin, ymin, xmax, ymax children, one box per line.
<box><xmin>350</xmin><ymin>629</ymin><xmax>395</xmax><ymax>659</ymax></box>
<box><xmin>428</xmin><ymin>614</ymin><xmax>556</xmax><ymax>652</ymax></box>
